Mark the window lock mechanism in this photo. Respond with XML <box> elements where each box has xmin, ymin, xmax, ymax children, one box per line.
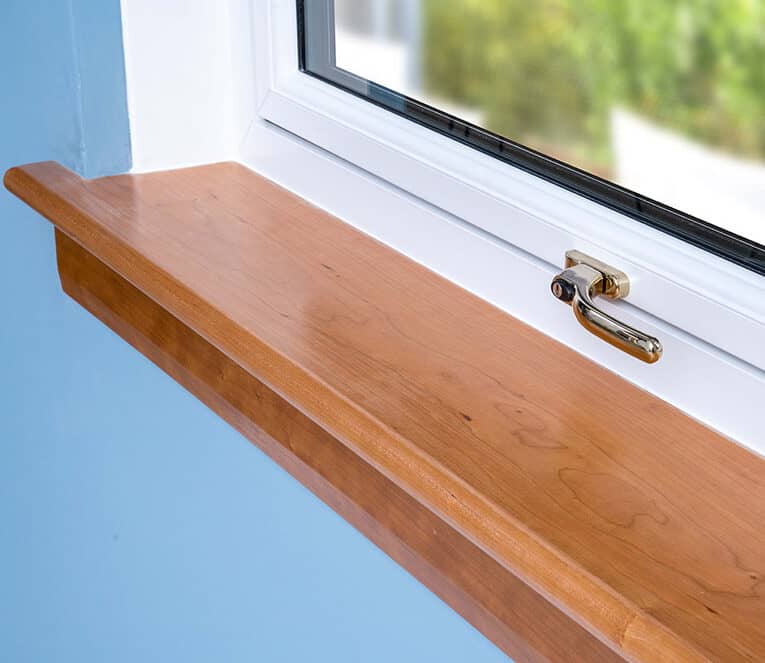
<box><xmin>551</xmin><ymin>250</ymin><xmax>663</xmax><ymax>363</ymax></box>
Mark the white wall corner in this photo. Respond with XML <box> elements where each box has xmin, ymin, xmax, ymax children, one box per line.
<box><xmin>120</xmin><ymin>0</ymin><xmax>245</xmax><ymax>172</ymax></box>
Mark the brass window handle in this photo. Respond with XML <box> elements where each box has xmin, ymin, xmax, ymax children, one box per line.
<box><xmin>551</xmin><ymin>251</ymin><xmax>663</xmax><ymax>364</ymax></box>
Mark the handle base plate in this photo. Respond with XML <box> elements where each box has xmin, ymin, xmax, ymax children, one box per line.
<box><xmin>565</xmin><ymin>250</ymin><xmax>629</xmax><ymax>299</ymax></box>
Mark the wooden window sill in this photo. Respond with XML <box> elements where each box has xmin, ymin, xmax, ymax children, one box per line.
<box><xmin>5</xmin><ymin>161</ymin><xmax>764</xmax><ymax>663</ymax></box>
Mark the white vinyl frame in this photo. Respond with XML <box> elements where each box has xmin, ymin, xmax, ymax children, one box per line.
<box><xmin>120</xmin><ymin>0</ymin><xmax>765</xmax><ymax>454</ymax></box>
<box><xmin>254</xmin><ymin>0</ymin><xmax>765</xmax><ymax>370</ymax></box>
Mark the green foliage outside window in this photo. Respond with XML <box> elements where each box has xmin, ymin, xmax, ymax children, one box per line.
<box><xmin>422</xmin><ymin>0</ymin><xmax>765</xmax><ymax>171</ymax></box>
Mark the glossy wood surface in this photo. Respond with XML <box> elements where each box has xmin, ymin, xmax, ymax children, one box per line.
<box><xmin>55</xmin><ymin>230</ymin><xmax>620</xmax><ymax>663</ymax></box>
<box><xmin>6</xmin><ymin>162</ymin><xmax>765</xmax><ymax>662</ymax></box>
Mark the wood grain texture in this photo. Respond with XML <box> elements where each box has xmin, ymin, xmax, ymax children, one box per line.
<box><xmin>6</xmin><ymin>161</ymin><xmax>765</xmax><ymax>662</ymax></box>
<box><xmin>55</xmin><ymin>230</ymin><xmax>620</xmax><ymax>663</ymax></box>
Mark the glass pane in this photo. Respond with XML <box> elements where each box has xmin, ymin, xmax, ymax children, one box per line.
<box><xmin>300</xmin><ymin>0</ymin><xmax>765</xmax><ymax>274</ymax></box>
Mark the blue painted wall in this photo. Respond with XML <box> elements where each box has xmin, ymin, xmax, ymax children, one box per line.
<box><xmin>0</xmin><ymin>2</ymin><xmax>508</xmax><ymax>661</ymax></box>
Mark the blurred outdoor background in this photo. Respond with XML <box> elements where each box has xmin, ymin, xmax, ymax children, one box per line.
<box><xmin>333</xmin><ymin>0</ymin><xmax>765</xmax><ymax>244</ymax></box>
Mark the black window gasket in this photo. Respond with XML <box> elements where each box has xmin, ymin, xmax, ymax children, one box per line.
<box><xmin>297</xmin><ymin>0</ymin><xmax>765</xmax><ymax>276</ymax></box>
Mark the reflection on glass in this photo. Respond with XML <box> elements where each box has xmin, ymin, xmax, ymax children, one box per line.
<box><xmin>333</xmin><ymin>0</ymin><xmax>765</xmax><ymax>246</ymax></box>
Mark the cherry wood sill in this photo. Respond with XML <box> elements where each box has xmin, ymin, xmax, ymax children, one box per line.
<box><xmin>6</xmin><ymin>161</ymin><xmax>765</xmax><ymax>663</ymax></box>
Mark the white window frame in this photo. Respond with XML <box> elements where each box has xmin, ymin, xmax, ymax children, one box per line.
<box><xmin>252</xmin><ymin>0</ymin><xmax>765</xmax><ymax>373</ymax></box>
<box><xmin>119</xmin><ymin>0</ymin><xmax>765</xmax><ymax>453</ymax></box>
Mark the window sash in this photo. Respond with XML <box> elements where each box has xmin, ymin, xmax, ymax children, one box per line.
<box><xmin>299</xmin><ymin>0</ymin><xmax>765</xmax><ymax>275</ymax></box>
<box><xmin>254</xmin><ymin>0</ymin><xmax>765</xmax><ymax>373</ymax></box>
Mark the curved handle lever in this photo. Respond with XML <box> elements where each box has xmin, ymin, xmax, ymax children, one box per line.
<box><xmin>551</xmin><ymin>251</ymin><xmax>662</xmax><ymax>364</ymax></box>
